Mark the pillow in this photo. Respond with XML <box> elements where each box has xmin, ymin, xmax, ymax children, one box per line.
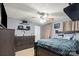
<box><xmin>52</xmin><ymin>36</ymin><xmax>63</xmax><ymax>39</ymax></box>
<box><xmin>51</xmin><ymin>34</ymin><xmax>63</xmax><ymax>39</ymax></box>
<box><xmin>63</xmin><ymin>36</ymin><xmax>71</xmax><ymax>40</ymax></box>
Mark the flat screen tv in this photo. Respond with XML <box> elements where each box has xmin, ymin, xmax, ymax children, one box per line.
<box><xmin>64</xmin><ymin>3</ymin><xmax>79</xmax><ymax>21</ymax></box>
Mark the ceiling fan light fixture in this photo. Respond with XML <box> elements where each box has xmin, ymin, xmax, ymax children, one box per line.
<box><xmin>43</xmin><ymin>14</ymin><xmax>47</xmax><ymax>18</ymax></box>
<box><xmin>40</xmin><ymin>19</ymin><xmax>46</xmax><ymax>23</ymax></box>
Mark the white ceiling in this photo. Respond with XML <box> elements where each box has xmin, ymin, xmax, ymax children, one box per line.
<box><xmin>4</xmin><ymin>3</ymin><xmax>70</xmax><ymax>25</ymax></box>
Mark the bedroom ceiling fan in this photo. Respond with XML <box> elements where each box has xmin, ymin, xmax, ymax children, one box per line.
<box><xmin>37</xmin><ymin>11</ymin><xmax>54</xmax><ymax>19</ymax></box>
<box><xmin>30</xmin><ymin>11</ymin><xmax>54</xmax><ymax>23</ymax></box>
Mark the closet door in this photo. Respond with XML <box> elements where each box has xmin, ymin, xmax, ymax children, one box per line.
<box><xmin>63</xmin><ymin>21</ymin><xmax>72</xmax><ymax>31</ymax></box>
<box><xmin>0</xmin><ymin>29</ymin><xmax>15</xmax><ymax>56</ymax></box>
<box><xmin>71</xmin><ymin>21</ymin><xmax>75</xmax><ymax>31</ymax></box>
<box><xmin>72</xmin><ymin>21</ymin><xmax>79</xmax><ymax>31</ymax></box>
<box><xmin>78</xmin><ymin>21</ymin><xmax>79</xmax><ymax>31</ymax></box>
<box><xmin>74</xmin><ymin>21</ymin><xmax>78</xmax><ymax>31</ymax></box>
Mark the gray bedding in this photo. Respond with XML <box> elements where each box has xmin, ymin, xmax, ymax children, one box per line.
<box><xmin>37</xmin><ymin>38</ymin><xmax>77</xmax><ymax>55</ymax></box>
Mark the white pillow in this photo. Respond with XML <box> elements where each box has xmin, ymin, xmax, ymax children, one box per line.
<box><xmin>52</xmin><ymin>36</ymin><xmax>63</xmax><ymax>39</ymax></box>
<box><xmin>63</xmin><ymin>36</ymin><xmax>71</xmax><ymax>40</ymax></box>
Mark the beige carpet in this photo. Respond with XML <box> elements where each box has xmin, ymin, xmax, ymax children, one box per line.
<box><xmin>15</xmin><ymin>48</ymin><xmax>34</xmax><ymax>56</ymax></box>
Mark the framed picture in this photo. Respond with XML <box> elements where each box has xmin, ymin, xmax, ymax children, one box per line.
<box><xmin>18</xmin><ymin>25</ymin><xmax>30</xmax><ymax>31</ymax></box>
<box><xmin>26</xmin><ymin>26</ymin><xmax>30</xmax><ymax>30</ymax></box>
<box><xmin>18</xmin><ymin>25</ymin><xmax>23</xmax><ymax>30</ymax></box>
<box><xmin>23</xmin><ymin>26</ymin><xmax>30</xmax><ymax>30</ymax></box>
<box><xmin>54</xmin><ymin>23</ymin><xmax>60</xmax><ymax>29</ymax></box>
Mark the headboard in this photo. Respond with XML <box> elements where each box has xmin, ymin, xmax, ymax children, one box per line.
<box><xmin>56</xmin><ymin>31</ymin><xmax>79</xmax><ymax>40</ymax></box>
<box><xmin>56</xmin><ymin>31</ymin><xmax>79</xmax><ymax>34</ymax></box>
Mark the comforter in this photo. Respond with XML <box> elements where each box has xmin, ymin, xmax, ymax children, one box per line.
<box><xmin>37</xmin><ymin>38</ymin><xmax>77</xmax><ymax>55</ymax></box>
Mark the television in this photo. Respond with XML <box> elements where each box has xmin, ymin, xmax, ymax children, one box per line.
<box><xmin>64</xmin><ymin>3</ymin><xmax>79</xmax><ymax>21</ymax></box>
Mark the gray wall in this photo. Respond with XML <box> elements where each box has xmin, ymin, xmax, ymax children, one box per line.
<box><xmin>7</xmin><ymin>17</ymin><xmax>35</xmax><ymax>36</ymax></box>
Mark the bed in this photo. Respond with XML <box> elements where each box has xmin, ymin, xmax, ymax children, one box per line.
<box><xmin>34</xmin><ymin>38</ymin><xmax>79</xmax><ymax>56</ymax></box>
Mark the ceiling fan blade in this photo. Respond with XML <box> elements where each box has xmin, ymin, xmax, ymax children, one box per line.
<box><xmin>31</xmin><ymin>17</ymin><xmax>37</xmax><ymax>18</ymax></box>
<box><xmin>47</xmin><ymin>15</ymin><xmax>54</xmax><ymax>19</ymax></box>
<box><xmin>46</xmin><ymin>16</ymin><xmax>54</xmax><ymax>21</ymax></box>
<box><xmin>37</xmin><ymin>11</ymin><xmax>45</xmax><ymax>15</ymax></box>
<box><xmin>31</xmin><ymin>16</ymin><xmax>40</xmax><ymax>19</ymax></box>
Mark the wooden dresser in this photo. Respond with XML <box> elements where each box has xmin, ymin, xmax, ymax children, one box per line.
<box><xmin>0</xmin><ymin>29</ymin><xmax>15</xmax><ymax>56</ymax></box>
<box><xmin>15</xmin><ymin>36</ymin><xmax>35</xmax><ymax>51</ymax></box>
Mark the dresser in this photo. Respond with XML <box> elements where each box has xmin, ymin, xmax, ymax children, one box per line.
<box><xmin>0</xmin><ymin>29</ymin><xmax>15</xmax><ymax>56</ymax></box>
<box><xmin>15</xmin><ymin>36</ymin><xmax>35</xmax><ymax>51</ymax></box>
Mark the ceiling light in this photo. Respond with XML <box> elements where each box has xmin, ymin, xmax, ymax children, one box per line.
<box><xmin>42</xmin><ymin>14</ymin><xmax>47</xmax><ymax>18</ymax></box>
<box><xmin>40</xmin><ymin>19</ymin><xmax>46</xmax><ymax>23</ymax></box>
